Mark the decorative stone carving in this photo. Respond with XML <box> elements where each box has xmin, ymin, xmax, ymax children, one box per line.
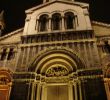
<box><xmin>0</xmin><ymin>75</ymin><xmax>10</xmax><ymax>85</ymax></box>
<box><xmin>46</xmin><ymin>66</ymin><xmax>68</xmax><ymax>77</ymax></box>
<box><xmin>45</xmin><ymin>77</ymin><xmax>69</xmax><ymax>83</ymax></box>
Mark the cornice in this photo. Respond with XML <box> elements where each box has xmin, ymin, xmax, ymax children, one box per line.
<box><xmin>0</xmin><ymin>28</ymin><xmax>23</xmax><ymax>41</ymax></box>
<box><xmin>92</xmin><ymin>21</ymin><xmax>110</xmax><ymax>28</ymax></box>
<box><xmin>25</xmin><ymin>0</ymin><xmax>89</xmax><ymax>14</ymax></box>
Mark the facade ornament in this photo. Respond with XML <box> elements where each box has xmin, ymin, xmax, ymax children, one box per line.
<box><xmin>46</xmin><ymin>66</ymin><xmax>68</xmax><ymax>77</ymax></box>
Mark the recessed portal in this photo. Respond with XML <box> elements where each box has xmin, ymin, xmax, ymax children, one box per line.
<box><xmin>47</xmin><ymin>85</ymin><xmax>68</xmax><ymax>100</ymax></box>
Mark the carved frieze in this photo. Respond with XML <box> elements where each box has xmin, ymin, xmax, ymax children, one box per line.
<box><xmin>46</xmin><ymin>66</ymin><xmax>68</xmax><ymax>77</ymax></box>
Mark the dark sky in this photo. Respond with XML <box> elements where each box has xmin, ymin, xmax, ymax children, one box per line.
<box><xmin>0</xmin><ymin>0</ymin><xmax>110</xmax><ymax>34</ymax></box>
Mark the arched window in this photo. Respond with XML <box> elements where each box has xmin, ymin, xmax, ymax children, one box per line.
<box><xmin>39</xmin><ymin>14</ymin><xmax>48</xmax><ymax>32</ymax></box>
<box><xmin>51</xmin><ymin>13</ymin><xmax>61</xmax><ymax>30</ymax></box>
<box><xmin>7</xmin><ymin>48</ymin><xmax>15</xmax><ymax>60</ymax></box>
<box><xmin>1</xmin><ymin>48</ymin><xmax>7</xmax><ymax>60</ymax></box>
<box><xmin>64</xmin><ymin>12</ymin><xmax>75</xmax><ymax>29</ymax></box>
<box><xmin>0</xmin><ymin>48</ymin><xmax>15</xmax><ymax>61</ymax></box>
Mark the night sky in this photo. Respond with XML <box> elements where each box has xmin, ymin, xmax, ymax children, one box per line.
<box><xmin>0</xmin><ymin>0</ymin><xmax>110</xmax><ymax>34</ymax></box>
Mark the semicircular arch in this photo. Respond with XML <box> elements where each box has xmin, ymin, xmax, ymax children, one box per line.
<box><xmin>28</xmin><ymin>47</ymin><xmax>86</xmax><ymax>75</ymax></box>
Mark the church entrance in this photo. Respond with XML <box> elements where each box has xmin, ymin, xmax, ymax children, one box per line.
<box><xmin>44</xmin><ymin>84</ymin><xmax>69</xmax><ymax>100</ymax></box>
<box><xmin>28</xmin><ymin>48</ymin><xmax>85</xmax><ymax>100</ymax></box>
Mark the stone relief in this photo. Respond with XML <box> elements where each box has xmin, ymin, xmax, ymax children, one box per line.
<box><xmin>46</xmin><ymin>66</ymin><xmax>68</xmax><ymax>77</ymax></box>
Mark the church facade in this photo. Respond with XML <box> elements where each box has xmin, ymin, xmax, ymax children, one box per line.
<box><xmin>0</xmin><ymin>0</ymin><xmax>109</xmax><ymax>100</ymax></box>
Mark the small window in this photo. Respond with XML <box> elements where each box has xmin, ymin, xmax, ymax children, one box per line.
<box><xmin>7</xmin><ymin>48</ymin><xmax>14</xmax><ymax>60</ymax></box>
<box><xmin>1</xmin><ymin>48</ymin><xmax>7</xmax><ymax>60</ymax></box>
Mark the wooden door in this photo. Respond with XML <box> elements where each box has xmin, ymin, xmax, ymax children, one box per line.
<box><xmin>47</xmin><ymin>85</ymin><xmax>68</xmax><ymax>100</ymax></box>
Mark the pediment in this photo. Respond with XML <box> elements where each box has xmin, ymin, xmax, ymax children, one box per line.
<box><xmin>26</xmin><ymin>0</ymin><xmax>88</xmax><ymax>15</ymax></box>
<box><xmin>92</xmin><ymin>21</ymin><xmax>110</xmax><ymax>36</ymax></box>
<box><xmin>0</xmin><ymin>28</ymin><xmax>23</xmax><ymax>44</ymax></box>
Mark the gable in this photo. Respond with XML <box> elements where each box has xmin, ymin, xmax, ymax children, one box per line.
<box><xmin>31</xmin><ymin>2</ymin><xmax>86</xmax><ymax>18</ymax></box>
<box><xmin>0</xmin><ymin>28</ymin><xmax>23</xmax><ymax>44</ymax></box>
<box><xmin>92</xmin><ymin>21</ymin><xmax>110</xmax><ymax>36</ymax></box>
<box><xmin>26</xmin><ymin>0</ymin><xmax>88</xmax><ymax>14</ymax></box>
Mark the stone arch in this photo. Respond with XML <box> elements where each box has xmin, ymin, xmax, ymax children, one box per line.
<box><xmin>64</xmin><ymin>9</ymin><xmax>77</xmax><ymax>16</ymax></box>
<box><xmin>50</xmin><ymin>10</ymin><xmax>63</xmax><ymax>16</ymax></box>
<box><xmin>0</xmin><ymin>67</ymin><xmax>13</xmax><ymax>100</ymax></box>
<box><xmin>37</xmin><ymin>12</ymin><xmax>50</xmax><ymax>19</ymax></box>
<box><xmin>28</xmin><ymin>47</ymin><xmax>86</xmax><ymax>75</ymax></box>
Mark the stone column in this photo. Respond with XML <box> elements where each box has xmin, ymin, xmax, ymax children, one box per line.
<box><xmin>42</xmin><ymin>84</ymin><xmax>47</xmax><ymax>100</ymax></box>
<box><xmin>31</xmin><ymin>82</ymin><xmax>36</xmax><ymax>100</ymax></box>
<box><xmin>36</xmin><ymin>84</ymin><xmax>41</xmax><ymax>100</ymax></box>
<box><xmin>73</xmin><ymin>17</ymin><xmax>76</xmax><ymax>29</ymax></box>
<box><xmin>69</xmin><ymin>84</ymin><xmax>73</xmax><ymax>100</ymax></box>
<box><xmin>38</xmin><ymin>20</ymin><xmax>40</xmax><ymax>32</ymax></box>
<box><xmin>36</xmin><ymin>19</ymin><xmax>39</xmax><ymax>32</ymax></box>
<box><xmin>62</xmin><ymin>15</ymin><xmax>65</xmax><ymax>31</ymax></box>
<box><xmin>74</xmin><ymin>82</ymin><xmax>78</xmax><ymax>100</ymax></box>
<box><xmin>75</xmin><ymin>15</ymin><xmax>78</xmax><ymax>27</ymax></box>
<box><xmin>72</xmin><ymin>85</ymin><xmax>75</xmax><ymax>100</ymax></box>
<box><xmin>78</xmin><ymin>81</ymin><xmax>83</xmax><ymax>100</ymax></box>
<box><xmin>48</xmin><ymin>17</ymin><xmax>51</xmax><ymax>32</ymax></box>
<box><xmin>27</xmin><ymin>82</ymin><xmax>31</xmax><ymax>100</ymax></box>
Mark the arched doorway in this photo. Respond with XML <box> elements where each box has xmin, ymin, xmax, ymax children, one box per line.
<box><xmin>0</xmin><ymin>68</ymin><xmax>12</xmax><ymax>100</ymax></box>
<box><xmin>28</xmin><ymin>47</ymin><xmax>85</xmax><ymax>100</ymax></box>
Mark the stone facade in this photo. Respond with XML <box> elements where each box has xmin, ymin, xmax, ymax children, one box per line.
<box><xmin>0</xmin><ymin>0</ymin><xmax>109</xmax><ymax>100</ymax></box>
